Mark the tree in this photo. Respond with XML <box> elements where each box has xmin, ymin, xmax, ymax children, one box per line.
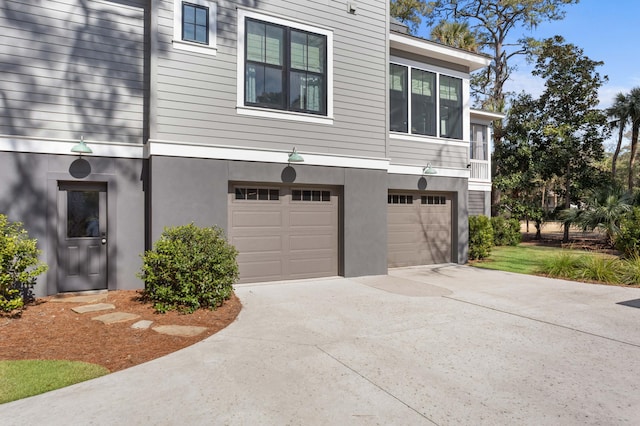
<box><xmin>494</xmin><ymin>93</ymin><xmax>544</xmax><ymax>228</ymax></box>
<box><xmin>430</xmin><ymin>20</ymin><xmax>478</xmax><ymax>52</ymax></box>
<box><xmin>607</xmin><ymin>92</ymin><xmax>630</xmax><ymax>180</ymax></box>
<box><xmin>390</xmin><ymin>0</ymin><xmax>428</xmax><ymax>32</ymax></box>
<box><xmin>529</xmin><ymin>36</ymin><xmax>609</xmax><ymax>242</ymax></box>
<box><xmin>399</xmin><ymin>0</ymin><xmax>579</xmax><ymax>214</ymax></box>
<box><xmin>626</xmin><ymin>87</ymin><xmax>640</xmax><ymax>190</ymax></box>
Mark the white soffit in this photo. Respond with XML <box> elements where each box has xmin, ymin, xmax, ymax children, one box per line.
<box><xmin>471</xmin><ymin>109</ymin><xmax>505</xmax><ymax>120</ymax></box>
<box><xmin>390</xmin><ymin>32</ymin><xmax>491</xmax><ymax>72</ymax></box>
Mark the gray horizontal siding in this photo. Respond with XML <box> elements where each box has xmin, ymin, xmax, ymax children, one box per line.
<box><xmin>153</xmin><ymin>0</ymin><xmax>388</xmax><ymax>159</ymax></box>
<box><xmin>0</xmin><ymin>0</ymin><xmax>146</xmax><ymax>143</ymax></box>
<box><xmin>468</xmin><ymin>191</ymin><xmax>487</xmax><ymax>216</ymax></box>
<box><xmin>389</xmin><ymin>138</ymin><xmax>469</xmax><ymax>169</ymax></box>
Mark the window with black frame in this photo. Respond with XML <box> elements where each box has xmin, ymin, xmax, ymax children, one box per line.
<box><xmin>411</xmin><ymin>68</ymin><xmax>436</xmax><ymax>136</ymax></box>
<box><xmin>389</xmin><ymin>64</ymin><xmax>408</xmax><ymax>133</ymax></box>
<box><xmin>245</xmin><ymin>18</ymin><xmax>327</xmax><ymax>115</ymax></box>
<box><xmin>439</xmin><ymin>75</ymin><xmax>462</xmax><ymax>139</ymax></box>
<box><xmin>182</xmin><ymin>2</ymin><xmax>208</xmax><ymax>44</ymax></box>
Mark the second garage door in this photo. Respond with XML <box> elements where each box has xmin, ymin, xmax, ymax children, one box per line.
<box><xmin>229</xmin><ymin>185</ymin><xmax>339</xmax><ymax>283</ymax></box>
<box><xmin>387</xmin><ymin>192</ymin><xmax>452</xmax><ymax>267</ymax></box>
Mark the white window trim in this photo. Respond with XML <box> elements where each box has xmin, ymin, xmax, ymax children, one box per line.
<box><xmin>390</xmin><ymin>56</ymin><xmax>470</xmax><ymax>141</ymax></box>
<box><xmin>173</xmin><ymin>0</ymin><xmax>217</xmax><ymax>55</ymax></box>
<box><xmin>236</xmin><ymin>8</ymin><xmax>334</xmax><ymax>124</ymax></box>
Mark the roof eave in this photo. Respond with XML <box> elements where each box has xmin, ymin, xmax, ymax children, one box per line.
<box><xmin>390</xmin><ymin>32</ymin><xmax>491</xmax><ymax>72</ymax></box>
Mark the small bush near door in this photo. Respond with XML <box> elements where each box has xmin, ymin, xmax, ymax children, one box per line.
<box><xmin>139</xmin><ymin>224</ymin><xmax>239</xmax><ymax>313</ymax></box>
<box><xmin>0</xmin><ymin>214</ymin><xmax>48</xmax><ymax>315</ymax></box>
<box><xmin>469</xmin><ymin>215</ymin><xmax>494</xmax><ymax>260</ymax></box>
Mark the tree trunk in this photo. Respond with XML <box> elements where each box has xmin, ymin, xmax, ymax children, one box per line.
<box><xmin>563</xmin><ymin>174</ymin><xmax>571</xmax><ymax>244</ymax></box>
<box><xmin>629</xmin><ymin>121</ymin><xmax>639</xmax><ymax>191</ymax></box>
<box><xmin>612</xmin><ymin>125</ymin><xmax>624</xmax><ymax>179</ymax></box>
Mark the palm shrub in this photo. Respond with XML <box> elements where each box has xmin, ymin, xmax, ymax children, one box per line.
<box><xmin>491</xmin><ymin>216</ymin><xmax>521</xmax><ymax>246</ymax></box>
<box><xmin>561</xmin><ymin>186</ymin><xmax>632</xmax><ymax>247</ymax></box>
<box><xmin>469</xmin><ymin>215</ymin><xmax>493</xmax><ymax>260</ymax></box>
<box><xmin>615</xmin><ymin>207</ymin><xmax>640</xmax><ymax>257</ymax></box>
<box><xmin>139</xmin><ymin>224</ymin><xmax>238</xmax><ymax>313</ymax></box>
<box><xmin>0</xmin><ymin>214</ymin><xmax>48</xmax><ymax>314</ymax></box>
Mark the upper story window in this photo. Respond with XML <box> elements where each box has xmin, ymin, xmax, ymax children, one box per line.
<box><xmin>182</xmin><ymin>3</ymin><xmax>208</xmax><ymax>44</ymax></box>
<box><xmin>245</xmin><ymin>18</ymin><xmax>327</xmax><ymax>115</ymax></box>
<box><xmin>390</xmin><ymin>62</ymin><xmax>463</xmax><ymax>140</ymax></box>
<box><xmin>470</xmin><ymin>123</ymin><xmax>488</xmax><ymax>161</ymax></box>
<box><xmin>173</xmin><ymin>0</ymin><xmax>217</xmax><ymax>55</ymax></box>
<box><xmin>237</xmin><ymin>10</ymin><xmax>333</xmax><ymax>123</ymax></box>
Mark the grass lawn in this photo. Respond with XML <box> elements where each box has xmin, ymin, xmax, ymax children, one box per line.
<box><xmin>0</xmin><ymin>360</ymin><xmax>109</xmax><ymax>404</ymax></box>
<box><xmin>470</xmin><ymin>244</ymin><xmax>596</xmax><ymax>275</ymax></box>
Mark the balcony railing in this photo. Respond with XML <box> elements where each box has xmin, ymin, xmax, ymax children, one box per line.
<box><xmin>470</xmin><ymin>159</ymin><xmax>490</xmax><ymax>181</ymax></box>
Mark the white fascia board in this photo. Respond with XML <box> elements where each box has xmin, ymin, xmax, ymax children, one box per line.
<box><xmin>390</xmin><ymin>32</ymin><xmax>491</xmax><ymax>72</ymax></box>
<box><xmin>470</xmin><ymin>109</ymin><xmax>505</xmax><ymax>121</ymax></box>
<box><xmin>468</xmin><ymin>181</ymin><xmax>492</xmax><ymax>191</ymax></box>
<box><xmin>0</xmin><ymin>136</ymin><xmax>144</xmax><ymax>158</ymax></box>
<box><xmin>388</xmin><ymin>164</ymin><xmax>470</xmax><ymax>179</ymax></box>
<box><xmin>147</xmin><ymin>139</ymin><xmax>390</xmax><ymax>170</ymax></box>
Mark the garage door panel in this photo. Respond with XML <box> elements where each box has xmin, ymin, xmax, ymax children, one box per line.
<box><xmin>232</xmin><ymin>235</ymin><xmax>282</xmax><ymax>253</ymax></box>
<box><xmin>289</xmin><ymin>235</ymin><xmax>334</xmax><ymax>250</ymax></box>
<box><xmin>289</xmin><ymin>257</ymin><xmax>335</xmax><ymax>277</ymax></box>
<box><xmin>238</xmin><ymin>259</ymin><xmax>283</xmax><ymax>281</ymax></box>
<box><xmin>388</xmin><ymin>192</ymin><xmax>452</xmax><ymax>267</ymax></box>
<box><xmin>230</xmin><ymin>186</ymin><xmax>338</xmax><ymax>283</ymax></box>
<box><xmin>289</xmin><ymin>210</ymin><xmax>335</xmax><ymax>227</ymax></box>
<box><xmin>231</xmin><ymin>210</ymin><xmax>282</xmax><ymax>227</ymax></box>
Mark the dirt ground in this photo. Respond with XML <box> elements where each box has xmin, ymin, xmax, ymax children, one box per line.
<box><xmin>0</xmin><ymin>291</ymin><xmax>241</xmax><ymax>372</ymax></box>
<box><xmin>520</xmin><ymin>221</ymin><xmax>614</xmax><ymax>252</ymax></box>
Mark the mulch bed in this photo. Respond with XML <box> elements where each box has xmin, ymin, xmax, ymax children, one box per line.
<box><xmin>0</xmin><ymin>290</ymin><xmax>241</xmax><ymax>372</ymax></box>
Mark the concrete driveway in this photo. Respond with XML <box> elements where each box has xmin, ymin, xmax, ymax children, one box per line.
<box><xmin>3</xmin><ymin>265</ymin><xmax>640</xmax><ymax>425</ymax></box>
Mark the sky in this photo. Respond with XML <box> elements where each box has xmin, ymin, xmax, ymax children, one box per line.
<box><xmin>418</xmin><ymin>0</ymin><xmax>640</xmax><ymax>110</ymax></box>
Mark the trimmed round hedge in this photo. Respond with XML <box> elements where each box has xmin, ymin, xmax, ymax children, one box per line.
<box><xmin>139</xmin><ymin>224</ymin><xmax>238</xmax><ymax>313</ymax></box>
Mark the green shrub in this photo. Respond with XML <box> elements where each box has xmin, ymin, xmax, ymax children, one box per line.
<box><xmin>620</xmin><ymin>255</ymin><xmax>640</xmax><ymax>285</ymax></box>
<box><xmin>539</xmin><ymin>252</ymin><xmax>584</xmax><ymax>280</ymax></box>
<box><xmin>491</xmin><ymin>216</ymin><xmax>522</xmax><ymax>246</ymax></box>
<box><xmin>469</xmin><ymin>215</ymin><xmax>494</xmax><ymax>260</ymax></box>
<box><xmin>576</xmin><ymin>256</ymin><xmax>623</xmax><ymax>284</ymax></box>
<box><xmin>0</xmin><ymin>214</ymin><xmax>48</xmax><ymax>314</ymax></box>
<box><xmin>615</xmin><ymin>207</ymin><xmax>640</xmax><ymax>257</ymax></box>
<box><xmin>139</xmin><ymin>224</ymin><xmax>239</xmax><ymax>313</ymax></box>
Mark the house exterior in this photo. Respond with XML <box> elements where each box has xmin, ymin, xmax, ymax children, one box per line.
<box><xmin>0</xmin><ymin>0</ymin><xmax>495</xmax><ymax>297</ymax></box>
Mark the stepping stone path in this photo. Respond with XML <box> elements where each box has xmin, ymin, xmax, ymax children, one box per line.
<box><xmin>92</xmin><ymin>312</ymin><xmax>141</xmax><ymax>324</ymax></box>
<box><xmin>58</xmin><ymin>296</ymin><xmax>208</xmax><ymax>337</ymax></box>
<box><xmin>71</xmin><ymin>303</ymin><xmax>115</xmax><ymax>314</ymax></box>
<box><xmin>152</xmin><ymin>325</ymin><xmax>208</xmax><ymax>337</ymax></box>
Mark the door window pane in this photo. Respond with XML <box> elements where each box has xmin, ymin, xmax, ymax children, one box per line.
<box><xmin>67</xmin><ymin>191</ymin><xmax>100</xmax><ymax>238</ymax></box>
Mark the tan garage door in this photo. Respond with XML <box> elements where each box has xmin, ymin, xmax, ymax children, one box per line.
<box><xmin>229</xmin><ymin>185</ymin><xmax>339</xmax><ymax>283</ymax></box>
<box><xmin>387</xmin><ymin>192</ymin><xmax>452</xmax><ymax>267</ymax></box>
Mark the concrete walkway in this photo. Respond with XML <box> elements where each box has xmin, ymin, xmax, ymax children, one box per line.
<box><xmin>2</xmin><ymin>265</ymin><xmax>640</xmax><ymax>425</ymax></box>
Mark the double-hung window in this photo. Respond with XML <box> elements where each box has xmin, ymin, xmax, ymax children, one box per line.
<box><xmin>390</xmin><ymin>62</ymin><xmax>463</xmax><ymax>140</ymax></box>
<box><xmin>244</xmin><ymin>18</ymin><xmax>327</xmax><ymax>115</ymax></box>
<box><xmin>173</xmin><ymin>0</ymin><xmax>217</xmax><ymax>55</ymax></box>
